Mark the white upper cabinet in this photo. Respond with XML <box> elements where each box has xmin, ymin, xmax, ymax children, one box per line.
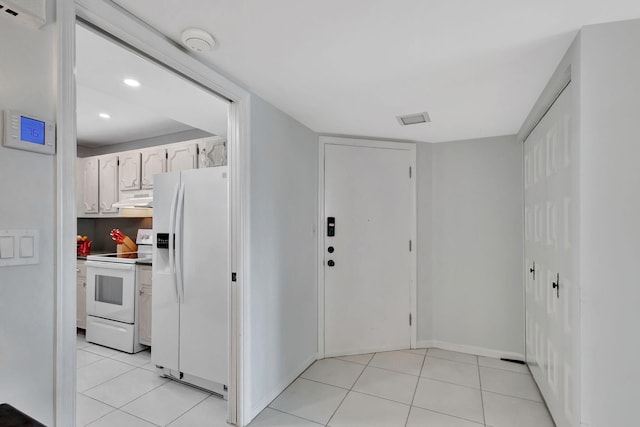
<box><xmin>167</xmin><ymin>142</ymin><xmax>197</xmax><ymax>172</ymax></box>
<box><xmin>198</xmin><ymin>137</ymin><xmax>227</xmax><ymax>168</ymax></box>
<box><xmin>141</xmin><ymin>147</ymin><xmax>167</xmax><ymax>190</ymax></box>
<box><xmin>119</xmin><ymin>152</ymin><xmax>141</xmax><ymax>191</ymax></box>
<box><xmin>99</xmin><ymin>155</ymin><xmax>119</xmax><ymax>214</ymax></box>
<box><xmin>80</xmin><ymin>157</ymin><xmax>99</xmax><ymax>214</ymax></box>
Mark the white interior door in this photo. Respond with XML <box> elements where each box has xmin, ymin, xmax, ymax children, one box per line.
<box><xmin>524</xmin><ymin>83</ymin><xmax>576</xmax><ymax>427</ymax></box>
<box><xmin>323</xmin><ymin>141</ymin><xmax>413</xmax><ymax>357</ymax></box>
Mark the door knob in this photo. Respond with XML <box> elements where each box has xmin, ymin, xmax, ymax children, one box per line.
<box><xmin>552</xmin><ymin>273</ymin><xmax>559</xmax><ymax>298</ymax></box>
<box><xmin>529</xmin><ymin>261</ymin><xmax>535</xmax><ymax>280</ymax></box>
<box><xmin>327</xmin><ymin>260</ymin><xmax>335</xmax><ymax>267</ymax></box>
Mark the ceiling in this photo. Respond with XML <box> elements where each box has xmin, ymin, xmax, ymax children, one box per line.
<box><xmin>109</xmin><ymin>0</ymin><xmax>640</xmax><ymax>143</ymax></box>
<box><xmin>76</xmin><ymin>25</ymin><xmax>228</xmax><ymax>147</ymax></box>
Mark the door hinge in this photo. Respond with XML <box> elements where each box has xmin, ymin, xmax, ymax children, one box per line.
<box><xmin>409</xmin><ymin>240</ymin><xmax>412</xmax><ymax>251</ymax></box>
<box><xmin>196</xmin><ymin>146</ymin><xmax>200</xmax><ymax>155</ymax></box>
<box><xmin>231</xmin><ymin>272</ymin><xmax>237</xmax><ymax>282</ymax></box>
<box><xmin>117</xmin><ymin>159</ymin><xmax>120</xmax><ymax>166</ymax></box>
<box><xmin>409</xmin><ymin>313</ymin><xmax>412</xmax><ymax>326</ymax></box>
<box><xmin>409</xmin><ymin>166</ymin><xmax>412</xmax><ymax>178</ymax></box>
<box><xmin>165</xmin><ymin>151</ymin><xmax>168</xmax><ymax>159</ymax></box>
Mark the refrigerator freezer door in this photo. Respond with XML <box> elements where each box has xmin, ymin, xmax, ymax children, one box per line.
<box><xmin>179</xmin><ymin>167</ymin><xmax>229</xmax><ymax>385</ymax></box>
<box><xmin>152</xmin><ymin>171</ymin><xmax>181</xmax><ymax>372</ymax></box>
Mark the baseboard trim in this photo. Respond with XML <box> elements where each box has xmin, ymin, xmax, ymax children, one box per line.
<box><xmin>324</xmin><ymin>343</ymin><xmax>412</xmax><ymax>359</ymax></box>
<box><xmin>247</xmin><ymin>353</ymin><xmax>318</xmax><ymax>423</ymax></box>
<box><xmin>416</xmin><ymin>339</ymin><xmax>525</xmax><ymax>361</ymax></box>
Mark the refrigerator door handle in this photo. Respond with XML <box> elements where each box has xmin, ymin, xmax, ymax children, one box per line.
<box><xmin>175</xmin><ymin>182</ymin><xmax>186</xmax><ymax>304</ymax></box>
<box><xmin>168</xmin><ymin>183</ymin><xmax>180</xmax><ymax>303</ymax></box>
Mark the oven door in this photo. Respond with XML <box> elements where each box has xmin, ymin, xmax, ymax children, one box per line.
<box><xmin>86</xmin><ymin>260</ymin><xmax>136</xmax><ymax>324</ymax></box>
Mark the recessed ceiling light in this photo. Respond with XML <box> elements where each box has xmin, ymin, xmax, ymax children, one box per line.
<box><xmin>397</xmin><ymin>112</ymin><xmax>431</xmax><ymax>126</ymax></box>
<box><xmin>98</xmin><ymin>113</ymin><xmax>111</xmax><ymax>119</ymax></box>
<box><xmin>123</xmin><ymin>78</ymin><xmax>141</xmax><ymax>87</ymax></box>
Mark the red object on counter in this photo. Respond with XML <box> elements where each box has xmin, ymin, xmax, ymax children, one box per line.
<box><xmin>77</xmin><ymin>240</ymin><xmax>92</xmax><ymax>257</ymax></box>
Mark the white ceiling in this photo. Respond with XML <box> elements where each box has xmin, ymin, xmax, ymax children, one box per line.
<box><xmin>111</xmin><ymin>0</ymin><xmax>640</xmax><ymax>143</ymax></box>
<box><xmin>76</xmin><ymin>25</ymin><xmax>228</xmax><ymax>147</ymax></box>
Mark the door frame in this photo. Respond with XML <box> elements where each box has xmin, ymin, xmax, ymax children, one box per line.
<box><xmin>56</xmin><ymin>2</ymin><xmax>251</xmax><ymax>426</ymax></box>
<box><xmin>317</xmin><ymin>136</ymin><xmax>417</xmax><ymax>359</ymax></box>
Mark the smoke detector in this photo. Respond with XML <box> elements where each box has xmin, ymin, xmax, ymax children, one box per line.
<box><xmin>0</xmin><ymin>0</ymin><xmax>46</xmax><ymax>29</ymax></box>
<box><xmin>397</xmin><ymin>112</ymin><xmax>431</xmax><ymax>126</ymax></box>
<box><xmin>181</xmin><ymin>28</ymin><xmax>215</xmax><ymax>53</ymax></box>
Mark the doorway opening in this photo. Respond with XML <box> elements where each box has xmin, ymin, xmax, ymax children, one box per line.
<box><xmin>73</xmin><ymin>20</ymin><xmax>237</xmax><ymax>426</ymax></box>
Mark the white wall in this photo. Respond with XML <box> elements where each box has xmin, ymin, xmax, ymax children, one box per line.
<box><xmin>246</xmin><ymin>95</ymin><xmax>318</xmax><ymax>420</ymax></box>
<box><xmin>416</xmin><ymin>143</ymin><xmax>434</xmax><ymax>341</ymax></box>
<box><xmin>0</xmin><ymin>8</ymin><xmax>57</xmax><ymax>425</ymax></box>
<box><xmin>418</xmin><ymin>136</ymin><xmax>524</xmax><ymax>357</ymax></box>
<box><xmin>579</xmin><ymin>19</ymin><xmax>640</xmax><ymax>426</ymax></box>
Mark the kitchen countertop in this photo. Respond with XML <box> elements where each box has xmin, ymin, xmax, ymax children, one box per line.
<box><xmin>77</xmin><ymin>252</ymin><xmax>152</xmax><ymax>265</ymax></box>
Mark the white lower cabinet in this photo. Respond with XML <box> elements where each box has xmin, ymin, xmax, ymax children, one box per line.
<box><xmin>77</xmin><ymin>260</ymin><xmax>87</xmax><ymax>329</ymax></box>
<box><xmin>138</xmin><ymin>265</ymin><xmax>152</xmax><ymax>346</ymax></box>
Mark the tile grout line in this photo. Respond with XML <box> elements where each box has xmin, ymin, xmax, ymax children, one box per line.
<box><xmin>162</xmin><ymin>392</ymin><xmax>212</xmax><ymax>427</ymax></box>
<box><xmin>264</xmin><ymin>407</ymin><xmax>324</xmax><ymax>426</ymax></box>
<box><xmin>77</xmin><ymin>364</ymin><xmax>137</xmax><ymax>395</ymax></box>
<box><xmin>477</xmin><ymin>355</ymin><xmax>487</xmax><ymax>426</ymax></box>
<box><xmin>324</xmin><ymin>351</ymin><xmax>375</xmax><ymax>426</ymax></box>
<box><xmin>480</xmin><ymin>389</ymin><xmax>546</xmax><ymax>404</ymax></box>
<box><xmin>404</xmin><ymin>349</ymin><xmax>428</xmax><ymax>427</ymax></box>
<box><xmin>110</xmin><ymin>377</ymin><xmax>171</xmax><ymax>410</ymax></box>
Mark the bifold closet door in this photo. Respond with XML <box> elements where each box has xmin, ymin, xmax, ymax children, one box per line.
<box><xmin>524</xmin><ymin>83</ymin><xmax>577</xmax><ymax>427</ymax></box>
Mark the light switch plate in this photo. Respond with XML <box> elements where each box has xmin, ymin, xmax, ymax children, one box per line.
<box><xmin>0</xmin><ymin>229</ymin><xmax>39</xmax><ymax>266</ymax></box>
<box><xmin>0</xmin><ymin>236</ymin><xmax>15</xmax><ymax>259</ymax></box>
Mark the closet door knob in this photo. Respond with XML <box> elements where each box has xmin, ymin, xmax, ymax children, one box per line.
<box><xmin>552</xmin><ymin>273</ymin><xmax>559</xmax><ymax>299</ymax></box>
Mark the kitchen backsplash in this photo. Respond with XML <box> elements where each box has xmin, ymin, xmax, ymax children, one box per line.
<box><xmin>78</xmin><ymin>217</ymin><xmax>152</xmax><ymax>253</ymax></box>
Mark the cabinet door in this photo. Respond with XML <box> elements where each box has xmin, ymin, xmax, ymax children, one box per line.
<box><xmin>198</xmin><ymin>137</ymin><xmax>227</xmax><ymax>168</ymax></box>
<box><xmin>167</xmin><ymin>143</ymin><xmax>197</xmax><ymax>172</ymax></box>
<box><xmin>81</xmin><ymin>157</ymin><xmax>99</xmax><ymax>214</ymax></box>
<box><xmin>141</xmin><ymin>148</ymin><xmax>167</xmax><ymax>189</ymax></box>
<box><xmin>138</xmin><ymin>266</ymin><xmax>153</xmax><ymax>346</ymax></box>
<box><xmin>77</xmin><ymin>261</ymin><xmax>87</xmax><ymax>329</ymax></box>
<box><xmin>99</xmin><ymin>155</ymin><xmax>119</xmax><ymax>214</ymax></box>
<box><xmin>119</xmin><ymin>152</ymin><xmax>141</xmax><ymax>191</ymax></box>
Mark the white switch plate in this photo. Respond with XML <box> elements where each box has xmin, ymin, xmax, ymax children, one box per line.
<box><xmin>0</xmin><ymin>236</ymin><xmax>15</xmax><ymax>259</ymax></box>
<box><xmin>0</xmin><ymin>229</ymin><xmax>39</xmax><ymax>266</ymax></box>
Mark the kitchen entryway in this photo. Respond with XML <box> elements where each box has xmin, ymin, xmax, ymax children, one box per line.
<box><xmin>253</xmin><ymin>348</ymin><xmax>554</xmax><ymax>427</ymax></box>
<box><xmin>76</xmin><ymin>331</ymin><xmax>228</xmax><ymax>426</ymax></box>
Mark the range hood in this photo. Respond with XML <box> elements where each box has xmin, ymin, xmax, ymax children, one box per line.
<box><xmin>112</xmin><ymin>192</ymin><xmax>153</xmax><ymax>208</ymax></box>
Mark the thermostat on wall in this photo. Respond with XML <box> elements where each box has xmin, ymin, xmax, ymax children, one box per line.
<box><xmin>3</xmin><ymin>110</ymin><xmax>55</xmax><ymax>155</ymax></box>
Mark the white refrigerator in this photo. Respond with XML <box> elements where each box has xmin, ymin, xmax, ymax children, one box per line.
<box><xmin>152</xmin><ymin>166</ymin><xmax>228</xmax><ymax>394</ymax></box>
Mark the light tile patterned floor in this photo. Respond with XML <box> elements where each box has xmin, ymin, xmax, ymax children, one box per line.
<box><xmin>256</xmin><ymin>348</ymin><xmax>555</xmax><ymax>427</ymax></box>
<box><xmin>77</xmin><ymin>332</ymin><xmax>555</xmax><ymax>426</ymax></box>
<box><xmin>75</xmin><ymin>333</ymin><xmax>228</xmax><ymax>426</ymax></box>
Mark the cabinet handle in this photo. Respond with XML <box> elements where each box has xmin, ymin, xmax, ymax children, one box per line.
<box><xmin>552</xmin><ymin>273</ymin><xmax>559</xmax><ymax>299</ymax></box>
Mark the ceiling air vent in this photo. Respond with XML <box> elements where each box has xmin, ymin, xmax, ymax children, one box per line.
<box><xmin>0</xmin><ymin>0</ymin><xmax>46</xmax><ymax>29</ymax></box>
<box><xmin>397</xmin><ymin>112</ymin><xmax>431</xmax><ymax>126</ymax></box>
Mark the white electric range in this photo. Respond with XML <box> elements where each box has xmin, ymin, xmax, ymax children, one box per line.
<box><xmin>85</xmin><ymin>230</ymin><xmax>152</xmax><ymax>353</ymax></box>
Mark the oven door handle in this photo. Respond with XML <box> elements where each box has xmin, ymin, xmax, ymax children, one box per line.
<box><xmin>175</xmin><ymin>182</ymin><xmax>186</xmax><ymax>304</ymax></box>
<box><xmin>168</xmin><ymin>183</ymin><xmax>180</xmax><ymax>303</ymax></box>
